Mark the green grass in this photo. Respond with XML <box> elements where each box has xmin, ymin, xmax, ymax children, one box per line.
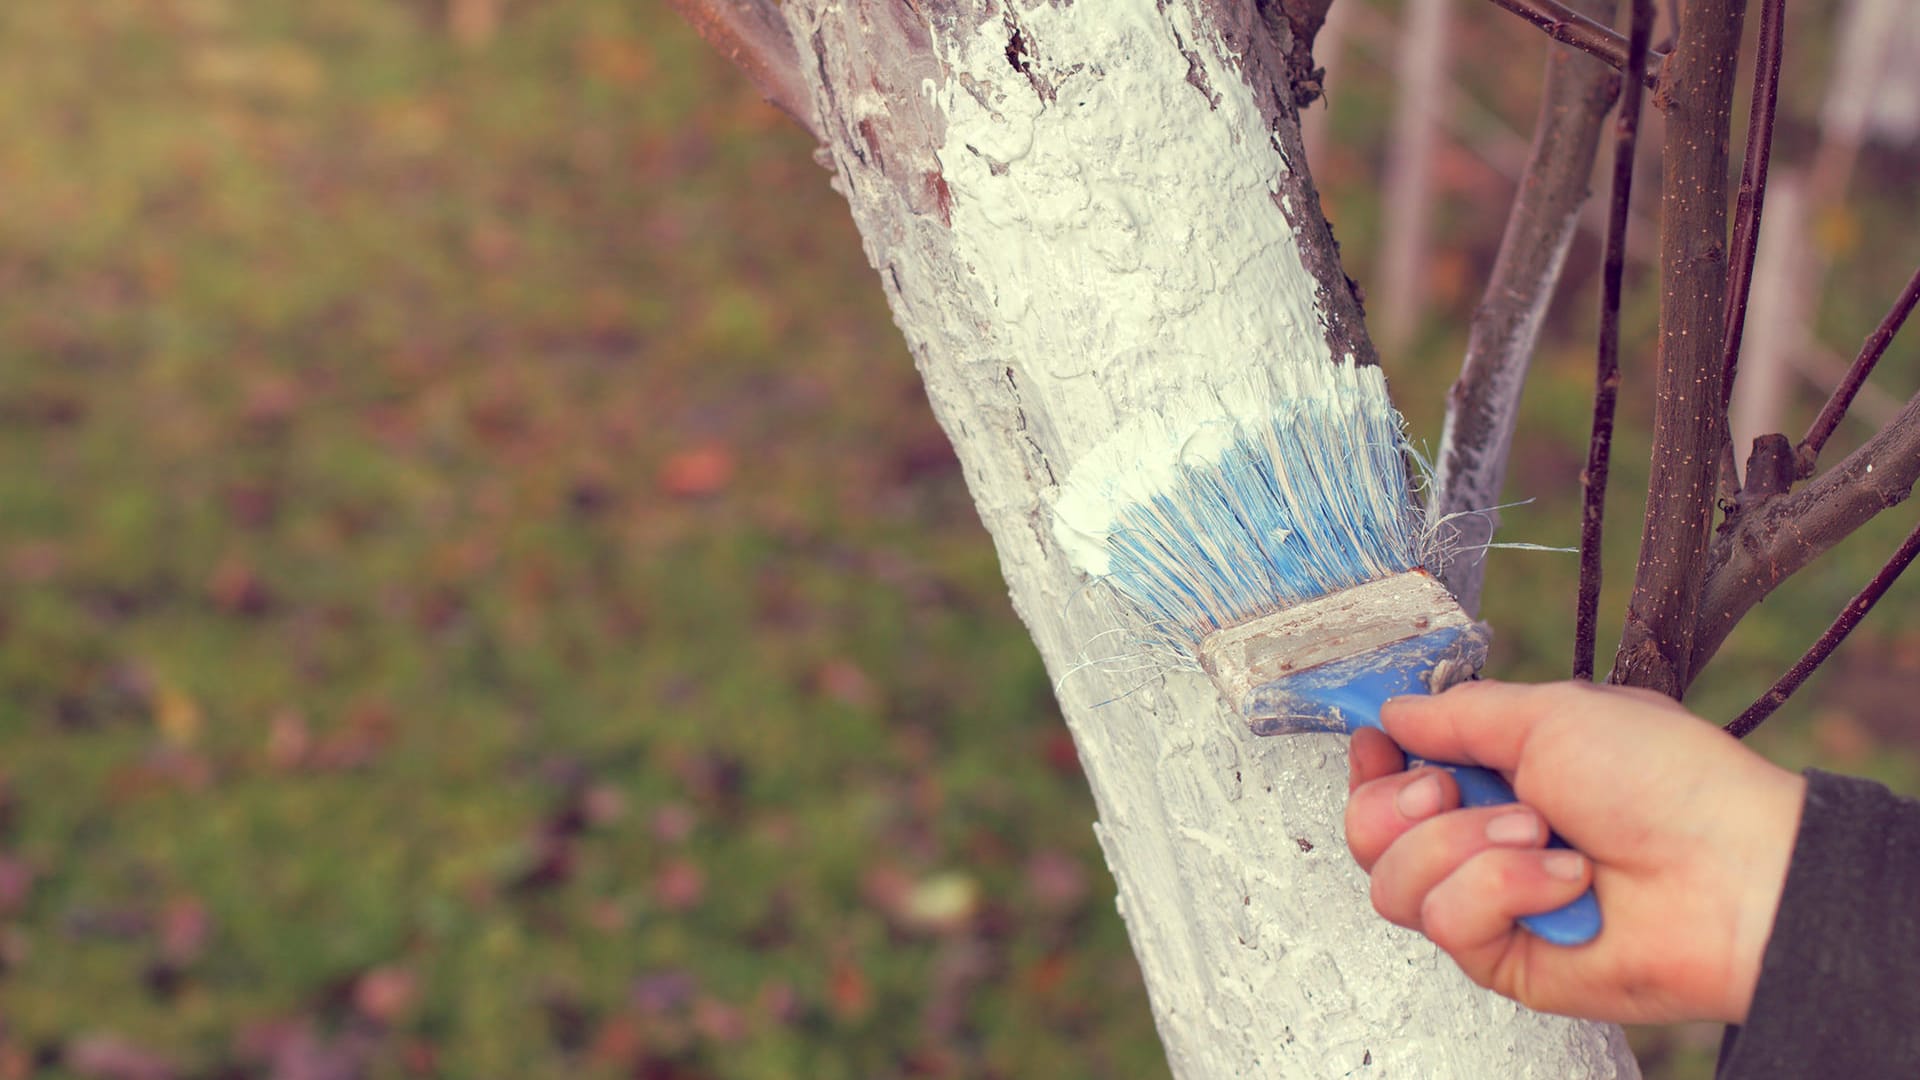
<box><xmin>0</xmin><ymin>3</ymin><xmax>1157</xmax><ymax>1075</ymax></box>
<box><xmin>0</xmin><ymin>2</ymin><xmax>1915</xmax><ymax>1078</ymax></box>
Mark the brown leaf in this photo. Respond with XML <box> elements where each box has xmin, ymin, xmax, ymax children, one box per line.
<box><xmin>652</xmin><ymin>859</ymin><xmax>706</xmax><ymax>912</ymax></box>
<box><xmin>0</xmin><ymin>858</ymin><xmax>33</xmax><ymax>917</ymax></box>
<box><xmin>65</xmin><ymin>1035</ymin><xmax>176</xmax><ymax>1080</ymax></box>
<box><xmin>354</xmin><ymin>965</ymin><xmax>420</xmax><ymax>1025</ymax></box>
<box><xmin>207</xmin><ymin>557</ymin><xmax>272</xmax><ymax>616</ymax></box>
<box><xmin>691</xmin><ymin>997</ymin><xmax>746</xmax><ymax>1043</ymax></box>
<box><xmin>1023</xmin><ymin>850</ymin><xmax>1089</xmax><ymax>914</ymax></box>
<box><xmin>3</xmin><ymin>542</ymin><xmax>63</xmax><ymax>584</ymax></box>
<box><xmin>158</xmin><ymin>897</ymin><xmax>211</xmax><ymax>964</ymax></box>
<box><xmin>658</xmin><ymin>444</ymin><xmax>735</xmax><ymax>498</ymax></box>
<box><xmin>650</xmin><ymin>803</ymin><xmax>697</xmax><ymax>845</ymax></box>
<box><xmin>826</xmin><ymin>959</ymin><xmax>871</xmax><ymax>1021</ymax></box>
<box><xmin>1041</xmin><ymin>730</ymin><xmax>1081</xmax><ymax>777</ymax></box>
<box><xmin>815</xmin><ymin>659</ymin><xmax>878</xmax><ymax>710</ymax></box>
<box><xmin>265</xmin><ymin>709</ymin><xmax>311</xmax><ymax>771</ymax></box>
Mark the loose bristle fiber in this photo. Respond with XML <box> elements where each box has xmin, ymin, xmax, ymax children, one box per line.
<box><xmin>1054</xmin><ymin>361</ymin><xmax>1428</xmax><ymax>654</ymax></box>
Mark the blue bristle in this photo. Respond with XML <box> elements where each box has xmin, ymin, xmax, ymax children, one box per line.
<box><xmin>1077</xmin><ymin>379</ymin><xmax>1422</xmax><ymax>651</ymax></box>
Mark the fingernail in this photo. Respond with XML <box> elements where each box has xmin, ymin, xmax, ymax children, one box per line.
<box><xmin>1396</xmin><ymin>774</ymin><xmax>1442</xmax><ymax>819</ymax></box>
<box><xmin>1542</xmin><ymin>851</ymin><xmax>1587</xmax><ymax>881</ymax></box>
<box><xmin>1485</xmin><ymin>811</ymin><xmax>1540</xmax><ymax>845</ymax></box>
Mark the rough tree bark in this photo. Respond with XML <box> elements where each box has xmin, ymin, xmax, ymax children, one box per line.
<box><xmin>1610</xmin><ymin>0</ymin><xmax>1747</xmax><ymax>694</ymax></box>
<box><xmin>777</xmin><ymin>1</ymin><xmax>1638</xmax><ymax>1075</ymax></box>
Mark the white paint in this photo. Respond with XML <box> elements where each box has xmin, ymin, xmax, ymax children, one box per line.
<box><xmin>931</xmin><ymin>1</ymin><xmax>1331</xmax><ymax>459</ymax></box>
<box><xmin>787</xmin><ymin>1</ymin><xmax>1639</xmax><ymax>1076</ymax></box>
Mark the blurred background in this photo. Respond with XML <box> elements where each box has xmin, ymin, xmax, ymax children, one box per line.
<box><xmin>0</xmin><ymin>1</ymin><xmax>1914</xmax><ymax>1077</ymax></box>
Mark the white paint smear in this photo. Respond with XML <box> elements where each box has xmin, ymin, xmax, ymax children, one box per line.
<box><xmin>932</xmin><ymin>1</ymin><xmax>1337</xmax><ymax>460</ymax></box>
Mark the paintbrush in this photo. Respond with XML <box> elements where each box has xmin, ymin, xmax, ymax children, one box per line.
<box><xmin>1053</xmin><ymin>361</ymin><xmax>1601</xmax><ymax>946</ymax></box>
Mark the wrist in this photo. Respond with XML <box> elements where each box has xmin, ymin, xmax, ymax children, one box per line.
<box><xmin>1722</xmin><ymin>768</ymin><xmax>1806</xmax><ymax>1023</ymax></box>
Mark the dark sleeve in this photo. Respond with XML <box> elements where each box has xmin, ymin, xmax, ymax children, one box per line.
<box><xmin>1717</xmin><ymin>769</ymin><xmax>1920</xmax><ymax>1078</ymax></box>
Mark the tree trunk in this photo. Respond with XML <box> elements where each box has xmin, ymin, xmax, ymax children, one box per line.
<box><xmin>780</xmin><ymin>1</ymin><xmax>1638</xmax><ymax>1075</ymax></box>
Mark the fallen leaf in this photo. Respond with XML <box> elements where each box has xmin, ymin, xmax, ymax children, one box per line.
<box><xmin>650</xmin><ymin>802</ymin><xmax>697</xmax><ymax>844</ymax></box>
<box><xmin>652</xmin><ymin>859</ymin><xmax>706</xmax><ymax>911</ymax></box>
<box><xmin>826</xmin><ymin>959</ymin><xmax>870</xmax><ymax>1021</ymax></box>
<box><xmin>691</xmin><ymin>996</ymin><xmax>746</xmax><ymax>1042</ymax></box>
<box><xmin>354</xmin><ymin>965</ymin><xmax>420</xmax><ymax>1025</ymax></box>
<box><xmin>658</xmin><ymin>444</ymin><xmax>734</xmax><ymax>498</ymax></box>
<box><xmin>1024</xmin><ymin>850</ymin><xmax>1089</xmax><ymax>914</ymax></box>
<box><xmin>158</xmin><ymin>897</ymin><xmax>211</xmax><ymax>964</ymax></box>
<box><xmin>0</xmin><ymin>858</ymin><xmax>34</xmax><ymax>917</ymax></box>
<box><xmin>207</xmin><ymin>557</ymin><xmax>271</xmax><ymax>616</ymax></box>
<box><xmin>815</xmin><ymin>658</ymin><xmax>878</xmax><ymax>710</ymax></box>
<box><xmin>152</xmin><ymin>684</ymin><xmax>202</xmax><ymax>747</ymax></box>
<box><xmin>65</xmin><ymin>1035</ymin><xmax>175</xmax><ymax>1080</ymax></box>
<box><xmin>902</xmin><ymin>872</ymin><xmax>979</xmax><ymax>934</ymax></box>
<box><xmin>266</xmin><ymin>709</ymin><xmax>310</xmax><ymax>770</ymax></box>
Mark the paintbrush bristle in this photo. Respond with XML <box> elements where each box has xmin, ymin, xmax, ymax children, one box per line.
<box><xmin>1053</xmin><ymin>361</ymin><xmax>1424</xmax><ymax>651</ymax></box>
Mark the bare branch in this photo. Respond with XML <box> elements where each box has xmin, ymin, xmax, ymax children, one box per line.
<box><xmin>1482</xmin><ymin>0</ymin><xmax>1666</xmax><ymax>85</ymax></box>
<box><xmin>1573</xmin><ymin>0</ymin><xmax>1652</xmax><ymax>679</ymax></box>
<box><xmin>667</xmin><ymin>0</ymin><xmax>821</xmax><ymax>138</ymax></box>
<box><xmin>1432</xmin><ymin>0</ymin><xmax>1620</xmax><ymax>613</ymax></box>
<box><xmin>1725</xmin><ymin>516</ymin><xmax>1920</xmax><ymax>739</ymax></box>
<box><xmin>1711</xmin><ymin>0</ymin><xmax>1784</xmax><ymax>502</ymax></box>
<box><xmin>1716</xmin><ymin>0</ymin><xmax>1783</xmax><ymax>408</ymax></box>
<box><xmin>1609</xmin><ymin>0</ymin><xmax>1747</xmax><ymax>697</ymax></box>
<box><xmin>1691</xmin><ymin>389</ymin><xmax>1920</xmax><ymax>675</ymax></box>
<box><xmin>1797</xmin><ymin>263</ymin><xmax>1920</xmax><ymax>475</ymax></box>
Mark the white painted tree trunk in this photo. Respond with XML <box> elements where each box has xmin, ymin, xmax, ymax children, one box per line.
<box><xmin>781</xmin><ymin>2</ymin><xmax>1639</xmax><ymax>1075</ymax></box>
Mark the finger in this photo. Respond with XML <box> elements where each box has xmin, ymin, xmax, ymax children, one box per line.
<box><xmin>1348</xmin><ymin>726</ymin><xmax>1405</xmax><ymax>792</ymax></box>
<box><xmin>1344</xmin><ymin>766</ymin><xmax>1458</xmax><ymax>872</ymax></box>
<box><xmin>1419</xmin><ymin>847</ymin><xmax>1594</xmax><ymax>994</ymax></box>
<box><xmin>1368</xmin><ymin>805</ymin><xmax>1548</xmax><ymax>929</ymax></box>
<box><xmin>1378</xmin><ymin>680</ymin><xmax>1547</xmax><ymax>774</ymax></box>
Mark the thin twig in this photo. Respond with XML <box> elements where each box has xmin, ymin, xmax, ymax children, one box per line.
<box><xmin>1725</xmin><ymin>517</ymin><xmax>1920</xmax><ymax>738</ymax></box>
<box><xmin>1713</xmin><ymin>0</ymin><xmax>1785</xmax><ymax>501</ymax></box>
<box><xmin>1797</xmin><ymin>263</ymin><xmax>1920</xmax><ymax>475</ymax></box>
<box><xmin>1573</xmin><ymin>0</ymin><xmax>1651</xmax><ymax>680</ymax></box>
<box><xmin>1482</xmin><ymin>0</ymin><xmax>1665</xmax><ymax>85</ymax></box>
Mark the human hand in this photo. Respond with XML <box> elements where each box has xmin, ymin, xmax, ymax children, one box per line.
<box><xmin>1344</xmin><ymin>679</ymin><xmax>1806</xmax><ymax>1025</ymax></box>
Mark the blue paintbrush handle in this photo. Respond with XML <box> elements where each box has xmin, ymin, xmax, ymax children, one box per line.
<box><xmin>1243</xmin><ymin>626</ymin><xmax>1602</xmax><ymax>947</ymax></box>
<box><xmin>1406</xmin><ymin>756</ymin><xmax>1602</xmax><ymax>946</ymax></box>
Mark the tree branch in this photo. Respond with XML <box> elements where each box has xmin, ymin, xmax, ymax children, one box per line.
<box><xmin>1482</xmin><ymin>0</ymin><xmax>1666</xmax><ymax>86</ymax></box>
<box><xmin>1573</xmin><ymin>0</ymin><xmax>1651</xmax><ymax>679</ymax></box>
<box><xmin>1432</xmin><ymin>0</ymin><xmax>1620</xmax><ymax>614</ymax></box>
<box><xmin>1711</xmin><ymin>0</ymin><xmax>1784</xmax><ymax>503</ymax></box>
<box><xmin>1797</xmin><ymin>262</ymin><xmax>1920</xmax><ymax>476</ymax></box>
<box><xmin>667</xmin><ymin>0</ymin><xmax>822</xmax><ymax>138</ymax></box>
<box><xmin>1724</xmin><ymin>516</ymin><xmax>1920</xmax><ymax>739</ymax></box>
<box><xmin>1609</xmin><ymin>0</ymin><xmax>1747</xmax><ymax>696</ymax></box>
<box><xmin>1691</xmin><ymin>388</ymin><xmax>1920</xmax><ymax>675</ymax></box>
